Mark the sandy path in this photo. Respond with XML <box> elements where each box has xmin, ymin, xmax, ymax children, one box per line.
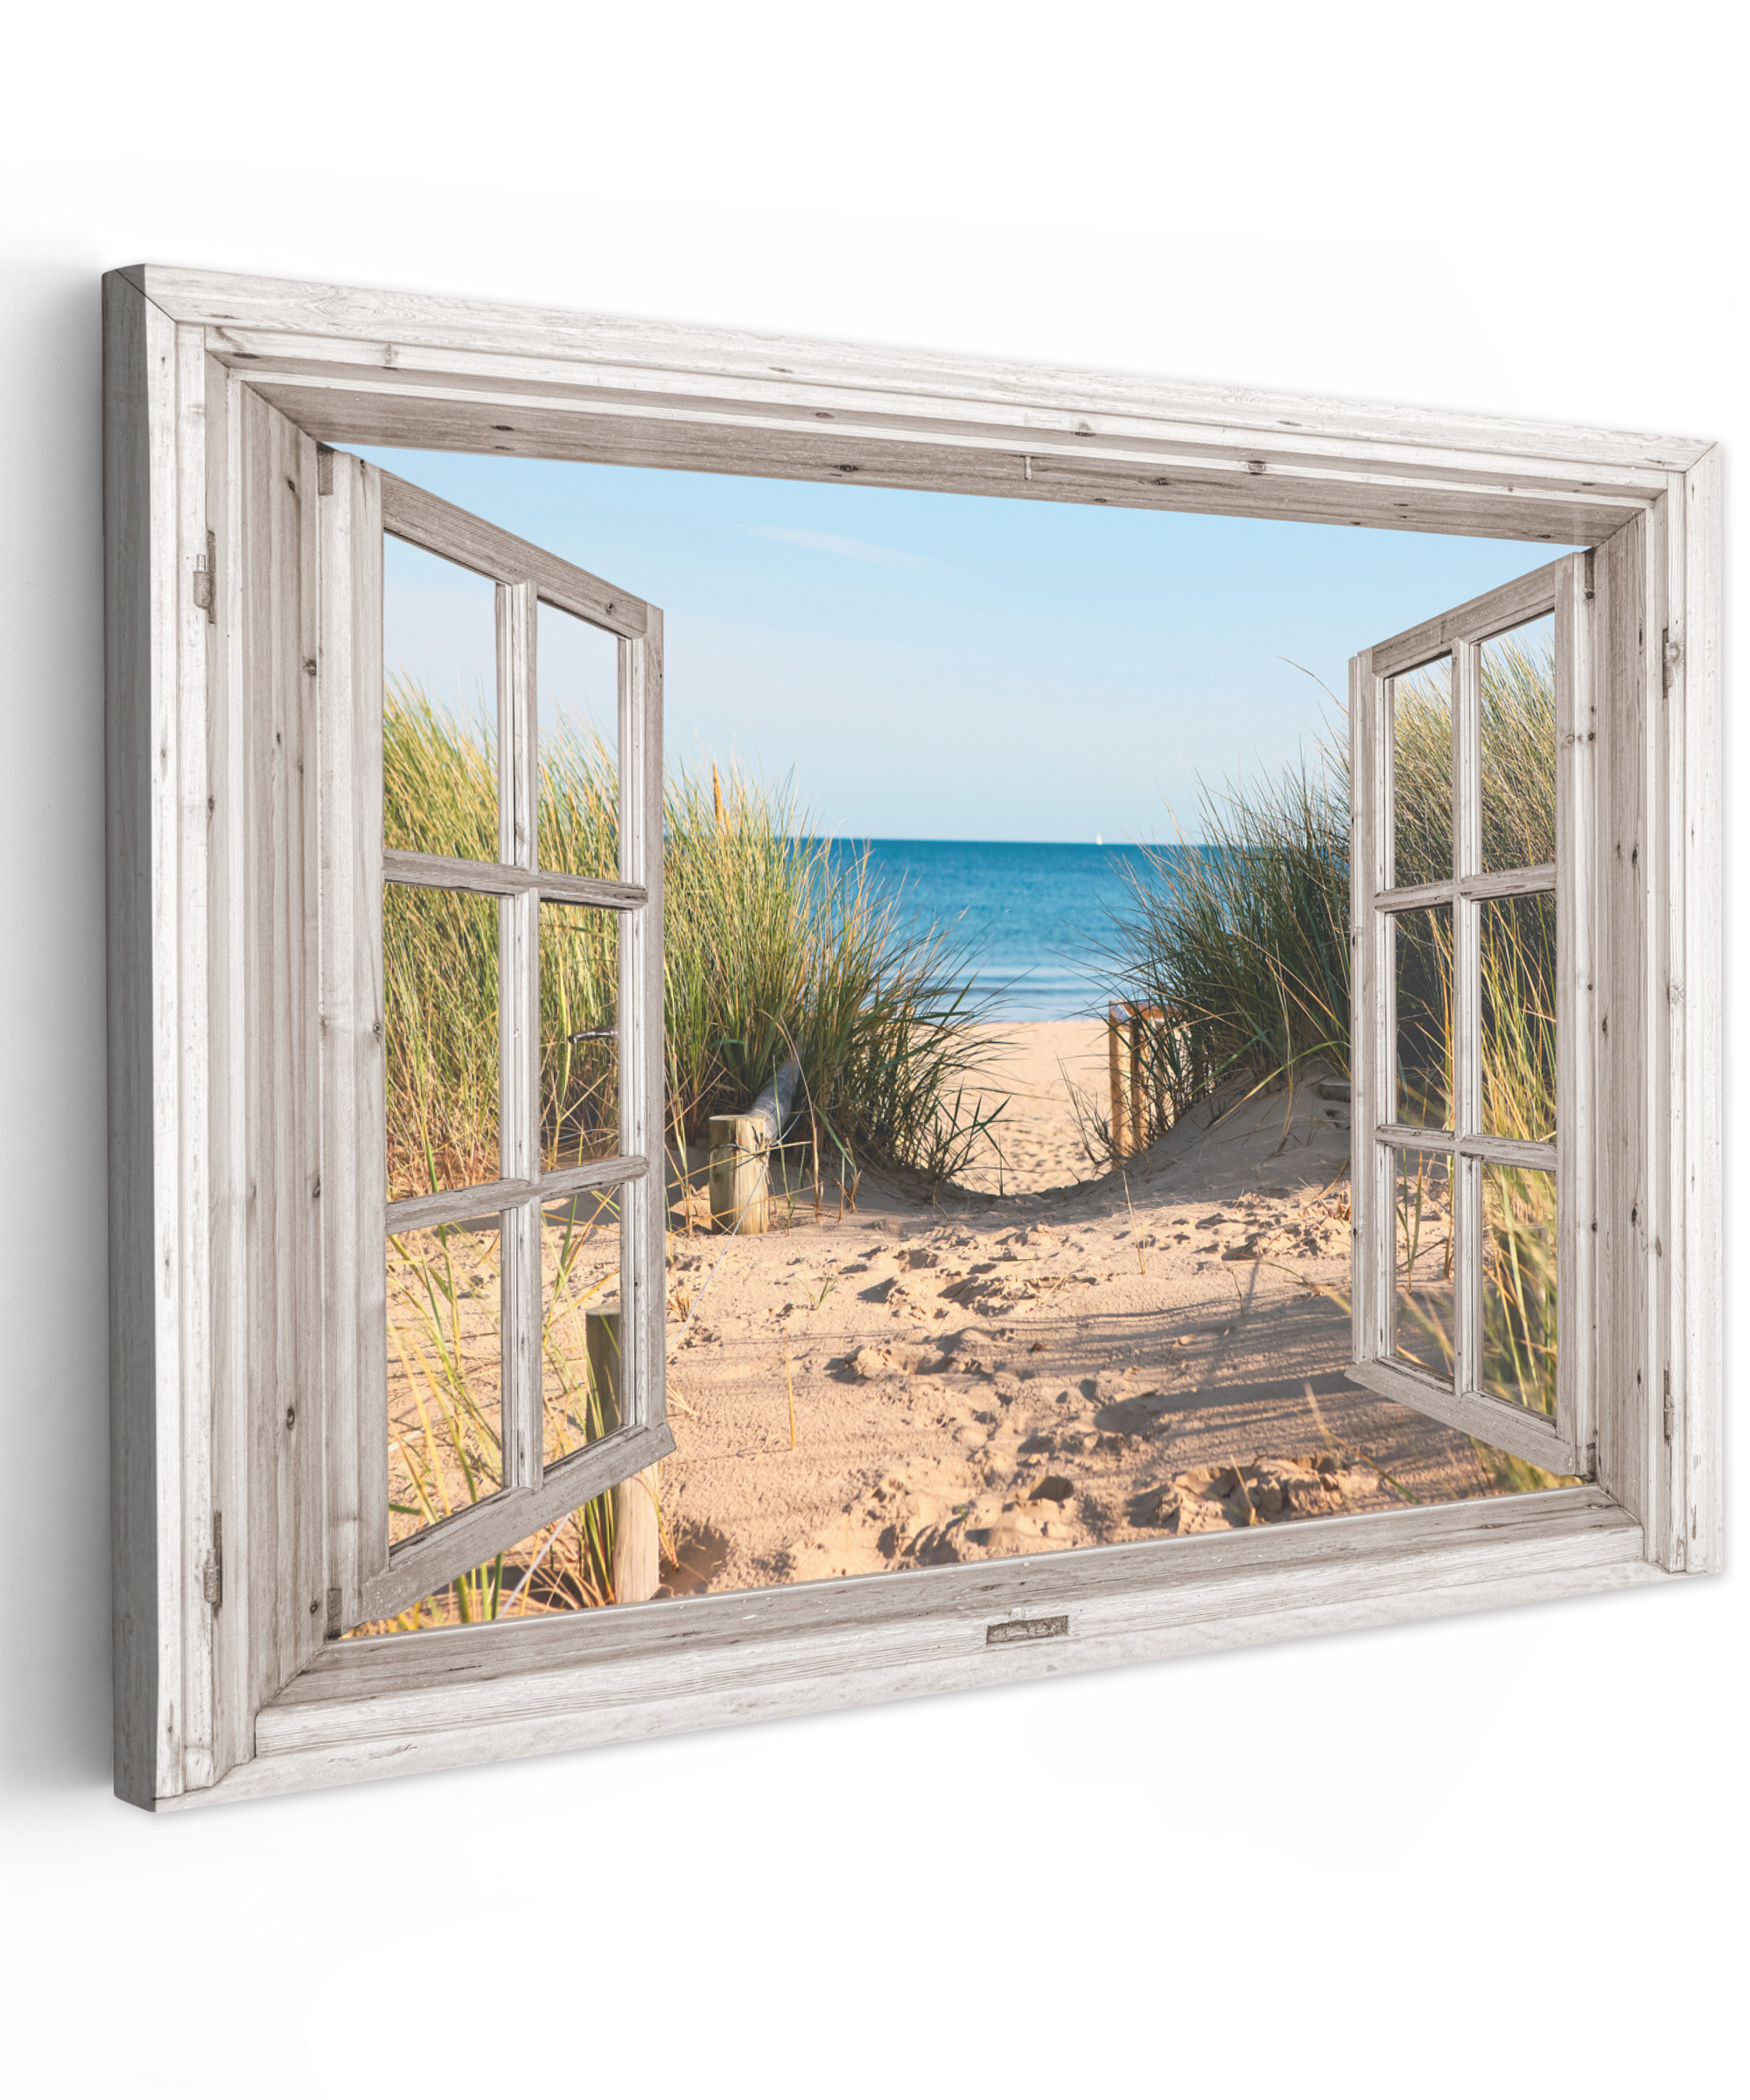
<box><xmin>951</xmin><ymin>1018</ymin><xmax>1109</xmax><ymax>1194</ymax></box>
<box><xmin>654</xmin><ymin>1035</ymin><xmax>1510</xmax><ymax>1600</ymax></box>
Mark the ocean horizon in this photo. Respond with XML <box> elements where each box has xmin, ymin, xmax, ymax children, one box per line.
<box><xmin>828</xmin><ymin>836</ymin><xmax>1198</xmax><ymax>1023</ymax></box>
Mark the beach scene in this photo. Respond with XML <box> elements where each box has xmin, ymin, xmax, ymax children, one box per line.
<box><xmin>368</xmin><ymin>458</ymin><xmax>1569</xmax><ymax>1629</ymax></box>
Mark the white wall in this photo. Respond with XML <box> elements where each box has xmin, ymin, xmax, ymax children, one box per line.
<box><xmin>2</xmin><ymin>6</ymin><xmax>1741</xmax><ymax>2094</ymax></box>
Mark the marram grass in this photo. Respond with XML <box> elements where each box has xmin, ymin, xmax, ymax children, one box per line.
<box><xmin>382</xmin><ymin>683</ymin><xmax>1002</xmax><ymax>1202</ymax></box>
<box><xmin>368</xmin><ymin>685</ymin><xmax>1004</xmax><ymax>1632</ymax></box>
<box><xmin>1110</xmin><ymin>636</ymin><xmax>1563</xmax><ymax>1465</ymax></box>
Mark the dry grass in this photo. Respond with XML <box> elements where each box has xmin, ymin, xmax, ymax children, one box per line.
<box><xmin>368</xmin><ymin>685</ymin><xmax>1005</xmax><ymax>1630</ymax></box>
<box><xmin>1112</xmin><ymin>634</ymin><xmax>1562</xmax><ymax>1460</ymax></box>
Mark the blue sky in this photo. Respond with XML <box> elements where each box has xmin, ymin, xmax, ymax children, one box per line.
<box><xmin>365</xmin><ymin>447</ymin><xmax>1577</xmax><ymax>845</ymax></box>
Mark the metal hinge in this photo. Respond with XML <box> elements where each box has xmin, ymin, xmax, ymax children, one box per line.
<box><xmin>1662</xmin><ymin>1368</ymin><xmax>1674</xmax><ymax>1446</ymax></box>
<box><xmin>201</xmin><ymin>1510</ymin><xmax>224</xmax><ymax>1607</ymax></box>
<box><xmin>1662</xmin><ymin>627</ymin><xmax>1681</xmax><ymax>696</ymax></box>
<box><xmin>192</xmin><ymin>528</ymin><xmax>216</xmax><ymax>623</ymax></box>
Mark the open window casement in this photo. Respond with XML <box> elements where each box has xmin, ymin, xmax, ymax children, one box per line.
<box><xmin>106</xmin><ymin>269</ymin><xmax>1719</xmax><ymax>1810</ymax></box>
<box><xmin>224</xmin><ymin>399</ymin><xmax>671</xmax><ymax>1698</ymax></box>
<box><xmin>1348</xmin><ymin>555</ymin><xmax>1594</xmax><ymax>1478</ymax></box>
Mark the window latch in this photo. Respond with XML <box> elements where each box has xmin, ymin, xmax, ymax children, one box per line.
<box><xmin>192</xmin><ymin>528</ymin><xmax>217</xmax><ymax>623</ymax></box>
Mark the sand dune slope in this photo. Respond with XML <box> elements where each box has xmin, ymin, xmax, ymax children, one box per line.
<box><xmin>658</xmin><ymin>1036</ymin><xmax>1500</xmax><ymax>1599</ymax></box>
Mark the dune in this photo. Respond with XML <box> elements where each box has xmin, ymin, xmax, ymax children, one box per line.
<box><xmin>655</xmin><ymin>1028</ymin><xmax>1499</xmax><ymax>1599</ymax></box>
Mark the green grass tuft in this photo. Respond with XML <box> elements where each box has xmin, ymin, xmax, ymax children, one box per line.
<box><xmin>1110</xmin><ymin>636</ymin><xmax>1561</xmax><ymax>1433</ymax></box>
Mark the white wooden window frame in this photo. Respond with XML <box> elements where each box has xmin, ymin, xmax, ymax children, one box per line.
<box><xmin>1348</xmin><ymin>556</ymin><xmax>1589</xmax><ymax>1477</ymax></box>
<box><xmin>104</xmin><ymin>266</ymin><xmax>1722</xmax><ymax>1810</ymax></box>
<box><xmin>336</xmin><ymin>463</ymin><xmax>671</xmax><ymax>1630</ymax></box>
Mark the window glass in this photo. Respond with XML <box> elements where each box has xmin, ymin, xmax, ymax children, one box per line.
<box><xmin>384</xmin><ymin>883</ymin><xmax>500</xmax><ymax>1200</ymax></box>
<box><xmin>362</xmin><ymin>1493</ymin><xmax>620</xmax><ymax>1633</ymax></box>
<box><xmin>1481</xmin><ymin>1163</ymin><xmax>1557</xmax><ymax>1415</ymax></box>
<box><xmin>541</xmin><ymin>902</ymin><xmax>620</xmax><ymax>1169</ymax></box>
<box><xmin>383</xmin><ymin>536</ymin><xmax>499</xmax><ymax>861</ymax></box>
<box><xmin>543</xmin><ymin>1188</ymin><xmax>623</xmax><ymax>1464</ymax></box>
<box><xmin>1391</xmin><ymin>654</ymin><xmax>1452</xmax><ymax>887</ymax></box>
<box><xmin>386</xmin><ymin>1220</ymin><xmax>504</xmax><ymax>1548</ymax></box>
<box><xmin>538</xmin><ymin>599</ymin><xmax>620</xmax><ymax>878</ymax></box>
<box><xmin>1479</xmin><ymin>892</ymin><xmax>1557</xmax><ymax>1144</ymax></box>
<box><xmin>1393</xmin><ymin>1147</ymin><xmax>1455</xmax><ymax>1383</ymax></box>
<box><xmin>1393</xmin><ymin>906</ymin><xmax>1453</xmax><ymax>1130</ymax></box>
<box><xmin>1480</xmin><ymin>613</ymin><xmax>1556</xmax><ymax>874</ymax></box>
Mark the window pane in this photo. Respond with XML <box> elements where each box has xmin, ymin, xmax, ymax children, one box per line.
<box><xmin>1480</xmin><ymin>891</ymin><xmax>1557</xmax><ymax>1144</ymax></box>
<box><xmin>1480</xmin><ymin>613</ymin><xmax>1556</xmax><ymax>874</ymax></box>
<box><xmin>354</xmin><ymin>1493</ymin><xmax>620</xmax><ymax>1632</ymax></box>
<box><xmin>1391</xmin><ymin>654</ymin><xmax>1452</xmax><ymax>886</ymax></box>
<box><xmin>1481</xmin><ymin>1163</ymin><xmax>1557</xmax><ymax>1416</ymax></box>
<box><xmin>543</xmin><ymin>1189</ymin><xmax>624</xmax><ymax>1466</ymax></box>
<box><xmin>386</xmin><ymin>1220</ymin><xmax>503</xmax><ymax>1547</ymax></box>
<box><xmin>383</xmin><ymin>536</ymin><xmax>498</xmax><ymax>861</ymax></box>
<box><xmin>385</xmin><ymin>883</ymin><xmax>500</xmax><ymax>1200</ymax></box>
<box><xmin>541</xmin><ymin>904</ymin><xmax>620</xmax><ymax>1169</ymax></box>
<box><xmin>538</xmin><ymin>600</ymin><xmax>620</xmax><ymax>878</ymax></box>
<box><xmin>1393</xmin><ymin>1147</ymin><xmax>1455</xmax><ymax>1383</ymax></box>
<box><xmin>1393</xmin><ymin>906</ymin><xmax>1452</xmax><ymax>1130</ymax></box>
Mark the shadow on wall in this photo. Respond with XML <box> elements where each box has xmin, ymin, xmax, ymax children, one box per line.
<box><xmin>2</xmin><ymin>263</ymin><xmax>122</xmax><ymax>1798</ymax></box>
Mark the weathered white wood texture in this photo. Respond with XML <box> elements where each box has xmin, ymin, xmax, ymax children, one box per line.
<box><xmin>1348</xmin><ymin>645</ymin><xmax>1390</xmax><ymax>1369</ymax></box>
<box><xmin>236</xmin><ymin>387</ymin><xmax>329</xmax><ymax>1716</ymax></box>
<box><xmin>340</xmin><ymin>476</ymin><xmax>673</xmax><ymax>1628</ymax></box>
<box><xmin>1668</xmin><ymin>451</ymin><xmax>1723</xmax><ymax>1571</ymax></box>
<box><xmin>1370</xmin><ymin>562</ymin><xmax>1569</xmax><ymax>678</ymax></box>
<box><xmin>1344</xmin><ymin>1358</ymin><xmax>1578</xmax><ymax>1475</ymax></box>
<box><xmin>105</xmin><ymin>264</ymin><xmax>1720</xmax><ymax>1808</ymax></box>
<box><xmin>1350</xmin><ymin>557</ymin><xmax>1590</xmax><ymax>1480</ymax></box>
<box><xmin>1593</xmin><ymin>513</ymin><xmax>1650</xmax><ymax>1538</ymax></box>
<box><xmin>1556</xmin><ymin>555</ymin><xmax>1598</xmax><ymax>1476</ymax></box>
<box><xmin>161</xmin><ymin>1490</ymin><xmax>1657</xmax><ymax>1806</ymax></box>
<box><xmin>123</xmin><ymin>268</ymin><xmax>1705</xmax><ymax>545</ymax></box>
<box><xmin>621</xmin><ymin>610</ymin><xmax>666</xmax><ymax>1435</ymax></box>
<box><xmin>315</xmin><ymin>449</ymin><xmax>386</xmax><ymax>1628</ymax></box>
<box><xmin>1371</xmin><ymin>1125</ymin><xmax>1558</xmax><ymax>1172</ymax></box>
<box><xmin>361</xmin><ymin>1422</ymin><xmax>674</xmax><ymax>1623</ymax></box>
<box><xmin>382</xmin><ymin>1152</ymin><xmax>644</xmax><ymax>1235</ymax></box>
<box><xmin>379</xmin><ymin>848</ymin><xmax>644</xmax><ymax>910</ymax></box>
<box><xmin>206</xmin><ymin>354</ymin><xmax>250</xmax><ymax>1783</ymax></box>
<box><xmin>381</xmin><ymin>469</ymin><xmax>648</xmax><ymax>637</ymax></box>
<box><xmin>1454</xmin><ymin>627</ymin><xmax>1482</xmax><ymax>1403</ymax></box>
<box><xmin>1377</xmin><ymin>864</ymin><xmax>1558</xmax><ymax>913</ymax></box>
<box><xmin>497</xmin><ymin>576</ymin><xmax>541</xmax><ymax>1492</ymax></box>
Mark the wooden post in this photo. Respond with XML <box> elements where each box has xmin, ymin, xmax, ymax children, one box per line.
<box><xmin>584</xmin><ymin>1306</ymin><xmax>624</xmax><ymax>1438</ymax></box>
<box><xmin>710</xmin><ymin>1111</ymin><xmax>769</xmax><ymax>1233</ymax></box>
<box><xmin>1132</xmin><ymin>1003</ymin><xmax>1166</xmax><ymax>1149</ymax></box>
<box><xmin>1108</xmin><ymin>1002</ymin><xmax>1128</xmax><ymax>1159</ymax></box>
<box><xmin>584</xmin><ymin>1306</ymin><xmax>661</xmax><ymax>1605</ymax></box>
<box><xmin>1110</xmin><ymin>1001</ymin><xmax>1172</xmax><ymax>1157</ymax></box>
<box><xmin>612</xmin><ymin>1465</ymin><xmax>661</xmax><ymax>1606</ymax></box>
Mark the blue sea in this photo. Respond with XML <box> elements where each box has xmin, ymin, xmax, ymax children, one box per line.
<box><xmin>829</xmin><ymin>839</ymin><xmax>1194</xmax><ymax>1023</ymax></box>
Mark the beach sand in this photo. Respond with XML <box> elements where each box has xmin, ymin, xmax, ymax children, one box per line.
<box><xmin>952</xmin><ymin>1018</ymin><xmax>1112</xmax><ymax>1193</ymax></box>
<box><xmin>654</xmin><ymin>1024</ymin><xmax>1502</xmax><ymax>1600</ymax></box>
